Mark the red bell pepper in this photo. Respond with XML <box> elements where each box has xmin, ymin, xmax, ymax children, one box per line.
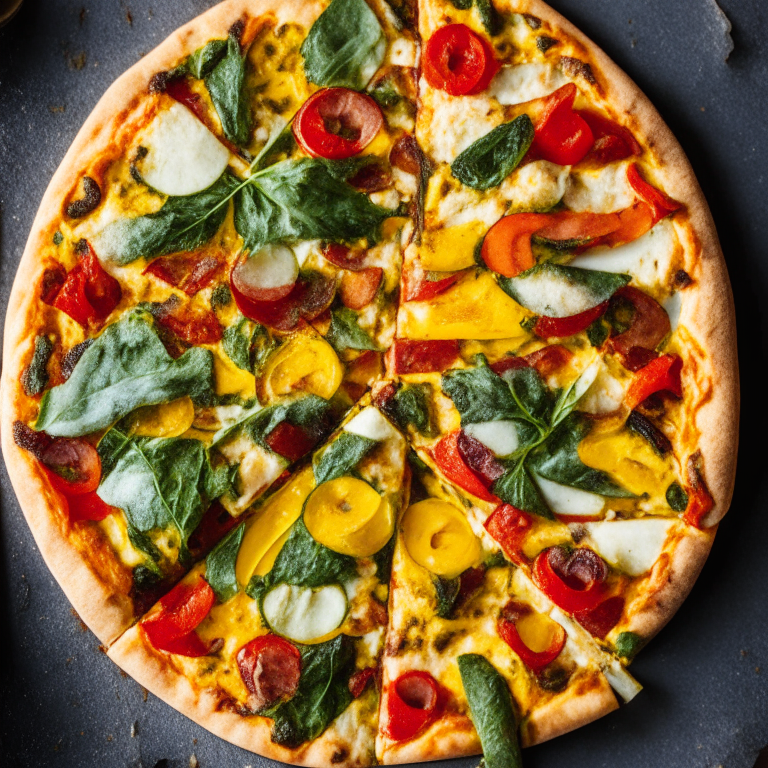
<box><xmin>432</xmin><ymin>431</ymin><xmax>499</xmax><ymax>502</ymax></box>
<box><xmin>533</xmin><ymin>547</ymin><xmax>606</xmax><ymax>614</ymax></box>
<box><xmin>574</xmin><ymin>595</ymin><xmax>625</xmax><ymax>639</ymax></box>
<box><xmin>576</xmin><ymin>110</ymin><xmax>641</xmax><ymax>165</ymax></box>
<box><xmin>387</xmin><ymin>339</ymin><xmax>460</xmax><ymax>375</ymax></box>
<box><xmin>480</xmin><ymin>213</ymin><xmax>548</xmax><ymax>277</ymax></box>
<box><xmin>625</xmin><ymin>354</ymin><xmax>683</xmax><ymax>410</ymax></box>
<box><xmin>534</xmin><ymin>301</ymin><xmax>610</xmax><ymax>340</ymax></box>
<box><xmin>264</xmin><ymin>421</ymin><xmax>318</xmax><ymax>463</ymax></box>
<box><xmin>522</xmin><ymin>345</ymin><xmax>574</xmax><ymax>376</ymax></box>
<box><xmin>152</xmin><ymin>297</ymin><xmax>223</xmax><ymax>345</ymax></box>
<box><xmin>402</xmin><ymin>264</ymin><xmax>462</xmax><ymax>302</ymax></box>
<box><xmin>497</xmin><ymin>600</ymin><xmax>566</xmax><ymax>673</ymax></box>
<box><xmin>144</xmin><ymin>252</ymin><xmax>223</xmax><ymax>296</ymax></box>
<box><xmin>385</xmin><ymin>670</ymin><xmax>440</xmax><ymax>742</ymax></box>
<box><xmin>483</xmin><ymin>503</ymin><xmax>533</xmax><ymax>565</ymax></box>
<box><xmin>349</xmin><ymin>667</ymin><xmax>377</xmax><ymax>699</ymax></box>
<box><xmin>627</xmin><ymin>163</ymin><xmax>682</xmax><ymax>224</ymax></box>
<box><xmin>531</xmin><ymin>84</ymin><xmax>594</xmax><ymax>166</ymax></box>
<box><xmin>682</xmin><ymin>452</ymin><xmax>715</xmax><ymax>528</ymax></box>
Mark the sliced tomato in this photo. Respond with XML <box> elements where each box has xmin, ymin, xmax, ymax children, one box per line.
<box><xmin>236</xmin><ymin>635</ymin><xmax>302</xmax><ymax>710</ymax></box>
<box><xmin>264</xmin><ymin>421</ymin><xmax>318</xmax><ymax>463</ymax></box>
<box><xmin>40</xmin><ymin>438</ymin><xmax>101</xmax><ymax>495</ymax></box>
<box><xmin>533</xmin><ymin>301</ymin><xmax>609</xmax><ymax>340</ymax></box>
<box><xmin>497</xmin><ymin>600</ymin><xmax>566</xmax><ymax>673</ymax></box>
<box><xmin>480</xmin><ymin>213</ymin><xmax>548</xmax><ymax>277</ymax></box>
<box><xmin>322</xmin><ymin>243</ymin><xmax>367</xmax><ymax>271</ymax></box>
<box><xmin>533</xmin><ymin>547</ymin><xmax>606</xmax><ymax>614</ymax></box>
<box><xmin>141</xmin><ymin>577</ymin><xmax>215</xmax><ymax>653</ymax></box>
<box><xmin>683</xmin><ymin>453</ymin><xmax>715</xmax><ymax>529</ymax></box>
<box><xmin>432</xmin><ymin>431</ymin><xmax>499</xmax><ymax>502</ymax></box>
<box><xmin>152</xmin><ymin>297</ymin><xmax>223</xmax><ymax>345</ymax></box>
<box><xmin>423</xmin><ymin>24</ymin><xmax>499</xmax><ymax>96</ymax></box>
<box><xmin>349</xmin><ymin>667</ymin><xmax>377</xmax><ymax>699</ymax></box>
<box><xmin>387</xmin><ymin>339</ymin><xmax>460</xmax><ymax>375</ymax></box>
<box><xmin>625</xmin><ymin>354</ymin><xmax>683</xmax><ymax>410</ymax></box>
<box><xmin>523</xmin><ymin>345</ymin><xmax>574</xmax><ymax>377</ymax></box>
<box><xmin>144</xmin><ymin>252</ymin><xmax>223</xmax><ymax>296</ymax></box>
<box><xmin>484</xmin><ymin>503</ymin><xmax>532</xmax><ymax>565</ymax></box>
<box><xmin>294</xmin><ymin>88</ymin><xmax>383</xmax><ymax>160</ymax></box>
<box><xmin>385</xmin><ymin>670</ymin><xmax>440</xmax><ymax>742</ymax></box>
<box><xmin>609</xmin><ymin>286</ymin><xmax>671</xmax><ymax>360</ymax></box>
<box><xmin>531</xmin><ymin>84</ymin><xmax>594</xmax><ymax>166</ymax></box>
<box><xmin>576</xmin><ymin>110</ymin><xmax>642</xmax><ymax>165</ymax></box>
<box><xmin>340</xmin><ymin>267</ymin><xmax>383</xmax><ymax>310</ymax></box>
<box><xmin>67</xmin><ymin>491</ymin><xmax>116</xmax><ymax>522</ymax></box>
<box><xmin>574</xmin><ymin>595</ymin><xmax>625</xmax><ymax>639</ymax></box>
<box><xmin>627</xmin><ymin>163</ymin><xmax>682</xmax><ymax>224</ymax></box>
<box><xmin>402</xmin><ymin>264</ymin><xmax>462</xmax><ymax>302</ymax></box>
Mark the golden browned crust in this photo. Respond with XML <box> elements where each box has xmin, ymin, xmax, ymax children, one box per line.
<box><xmin>378</xmin><ymin>714</ymin><xmax>479</xmax><ymax>765</ymax></box>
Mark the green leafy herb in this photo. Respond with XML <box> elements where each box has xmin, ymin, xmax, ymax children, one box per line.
<box><xmin>132</xmin><ymin>563</ymin><xmax>161</xmax><ymax>590</ymax></box>
<box><xmin>327</xmin><ymin>308</ymin><xmax>379</xmax><ymax>353</ymax></box>
<box><xmin>36</xmin><ymin>311</ymin><xmax>214</xmax><ymax>437</ymax></box>
<box><xmin>614</xmin><ymin>631</ymin><xmax>644</xmax><ymax>660</ymax></box>
<box><xmin>210</xmin><ymin>283</ymin><xmax>232</xmax><ymax>309</ymax></box>
<box><xmin>127</xmin><ymin>525</ymin><xmax>163</xmax><ymax>564</ymax></box>
<box><xmin>372</xmin><ymin>533</ymin><xmax>396</xmax><ymax>581</ymax></box>
<box><xmin>187</xmin><ymin>39</ymin><xmax>228</xmax><ymax>79</ymax></box>
<box><xmin>484</xmin><ymin>550</ymin><xmax>507</xmax><ymax>569</ymax></box>
<box><xmin>205</xmin><ymin>33</ymin><xmax>251</xmax><ymax>146</ymax></box>
<box><xmin>384</xmin><ymin>384</ymin><xmax>434</xmax><ymax>436</ymax></box>
<box><xmin>434</xmin><ymin>576</ymin><xmax>461</xmax><ymax>619</ymax></box>
<box><xmin>223</xmin><ymin>316</ymin><xmax>278</xmax><ymax>374</ymax></box>
<box><xmin>476</xmin><ymin>0</ymin><xmax>502</xmax><ymax>35</ymax></box>
<box><xmin>587</xmin><ymin>317</ymin><xmax>610</xmax><ymax>347</ymax></box>
<box><xmin>21</xmin><ymin>335</ymin><xmax>53</xmax><ymax>397</ymax></box>
<box><xmin>313</xmin><ymin>431</ymin><xmax>378</xmax><ymax>484</ymax></box>
<box><xmin>493</xmin><ymin>462</ymin><xmax>552</xmax><ymax>519</ymax></box>
<box><xmin>458</xmin><ymin>654</ymin><xmax>522</xmax><ymax>768</ymax></box>
<box><xmin>203</xmin><ymin>460</ymin><xmax>240</xmax><ymax>500</ymax></box>
<box><xmin>53</xmin><ymin>231</ymin><xmax>64</xmax><ymax>246</ymax></box>
<box><xmin>264</xmin><ymin>635</ymin><xmax>356</xmax><ymax>747</ymax></box>
<box><xmin>448</xmin><ymin>0</ymin><xmax>473</xmax><ymax>8</ymax></box>
<box><xmin>666</xmin><ymin>482</ymin><xmax>688</xmax><ymax>512</ymax></box>
<box><xmin>300</xmin><ymin>0</ymin><xmax>386</xmax><ymax>91</ymax></box>
<box><xmin>451</xmin><ymin>115</ymin><xmax>534</xmax><ymax>190</ymax></box>
<box><xmin>205</xmin><ymin>523</ymin><xmax>245</xmax><ymax>602</ymax></box>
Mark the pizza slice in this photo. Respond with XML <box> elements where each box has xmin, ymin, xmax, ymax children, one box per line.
<box><xmin>108</xmin><ymin>400</ymin><xmax>408</xmax><ymax>766</ymax></box>
<box><xmin>376</xmin><ymin>459</ymin><xmax>638</xmax><ymax>763</ymax></box>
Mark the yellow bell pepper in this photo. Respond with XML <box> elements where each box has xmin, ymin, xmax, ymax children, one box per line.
<box><xmin>516</xmin><ymin>611</ymin><xmax>564</xmax><ymax>653</ymax></box>
<box><xmin>127</xmin><ymin>397</ymin><xmax>195</xmax><ymax>438</ymax></box>
<box><xmin>401</xmin><ymin>498</ymin><xmax>481</xmax><ymax>579</ymax></box>
<box><xmin>213</xmin><ymin>353</ymin><xmax>256</xmax><ymax>399</ymax></box>
<box><xmin>253</xmin><ymin>529</ymin><xmax>291</xmax><ymax>577</ymax></box>
<box><xmin>418</xmin><ymin>221</ymin><xmax>486</xmax><ymax>272</ymax></box>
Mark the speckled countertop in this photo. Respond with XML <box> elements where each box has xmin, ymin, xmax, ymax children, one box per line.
<box><xmin>1</xmin><ymin>1</ymin><xmax>767</xmax><ymax>766</ymax></box>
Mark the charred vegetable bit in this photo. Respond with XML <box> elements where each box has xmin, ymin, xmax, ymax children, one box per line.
<box><xmin>21</xmin><ymin>335</ymin><xmax>54</xmax><ymax>396</ymax></box>
<box><xmin>66</xmin><ymin>176</ymin><xmax>102</xmax><ymax>218</ymax></box>
<box><xmin>666</xmin><ymin>482</ymin><xmax>688</xmax><ymax>512</ymax></box>
<box><xmin>627</xmin><ymin>410</ymin><xmax>672</xmax><ymax>456</ymax></box>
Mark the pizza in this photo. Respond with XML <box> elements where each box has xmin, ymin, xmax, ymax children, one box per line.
<box><xmin>0</xmin><ymin>0</ymin><xmax>738</xmax><ymax>765</ymax></box>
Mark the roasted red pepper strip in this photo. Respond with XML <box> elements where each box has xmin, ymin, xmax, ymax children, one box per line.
<box><xmin>523</xmin><ymin>345</ymin><xmax>574</xmax><ymax>377</ymax></box>
<box><xmin>402</xmin><ymin>264</ymin><xmax>462</xmax><ymax>302</ymax></box>
<box><xmin>349</xmin><ymin>667</ymin><xmax>377</xmax><ymax>699</ymax></box>
<box><xmin>625</xmin><ymin>354</ymin><xmax>683</xmax><ymax>410</ymax></box>
<box><xmin>144</xmin><ymin>253</ymin><xmax>223</xmax><ymax>296</ymax></box>
<box><xmin>534</xmin><ymin>301</ymin><xmax>609</xmax><ymax>340</ymax></box>
<box><xmin>576</xmin><ymin>110</ymin><xmax>642</xmax><ymax>165</ymax></box>
<box><xmin>264</xmin><ymin>421</ymin><xmax>318</xmax><ymax>463</ymax></box>
<box><xmin>574</xmin><ymin>595</ymin><xmax>625</xmax><ymax>639</ymax></box>
<box><xmin>385</xmin><ymin>670</ymin><xmax>440</xmax><ymax>742</ymax></box>
<box><xmin>627</xmin><ymin>163</ymin><xmax>682</xmax><ymax>224</ymax></box>
<box><xmin>481</xmin><ymin>213</ymin><xmax>548</xmax><ymax>278</ymax></box>
<box><xmin>387</xmin><ymin>339</ymin><xmax>460</xmax><ymax>375</ymax></box>
<box><xmin>484</xmin><ymin>503</ymin><xmax>532</xmax><ymax>565</ymax></box>
<box><xmin>432</xmin><ymin>431</ymin><xmax>499</xmax><ymax>502</ymax></box>
<box><xmin>67</xmin><ymin>491</ymin><xmax>116</xmax><ymax>522</ymax></box>
<box><xmin>532</xmin><ymin>84</ymin><xmax>594</xmax><ymax>166</ymax></box>
<box><xmin>40</xmin><ymin>262</ymin><xmax>67</xmax><ymax>304</ymax></box>
<box><xmin>497</xmin><ymin>601</ymin><xmax>566</xmax><ymax>673</ymax></box>
<box><xmin>682</xmin><ymin>452</ymin><xmax>715</xmax><ymax>528</ymax></box>
<box><xmin>533</xmin><ymin>547</ymin><xmax>606</xmax><ymax>614</ymax></box>
<box><xmin>152</xmin><ymin>297</ymin><xmax>223</xmax><ymax>345</ymax></box>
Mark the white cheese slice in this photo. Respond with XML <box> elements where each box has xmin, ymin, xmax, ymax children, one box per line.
<box><xmin>506</xmin><ymin>268</ymin><xmax>598</xmax><ymax>317</ymax></box>
<box><xmin>534</xmin><ymin>474</ymin><xmax>605</xmax><ymax>517</ymax></box>
<box><xmin>500</xmin><ymin>160</ymin><xmax>569</xmax><ymax>212</ymax></box>
<box><xmin>464</xmin><ymin>420</ymin><xmax>519</xmax><ymax>457</ymax></box>
<box><xmin>569</xmin><ymin>220</ymin><xmax>678</xmax><ymax>289</ymax></box>
<box><xmin>100</xmin><ymin>515</ymin><xmax>145</xmax><ymax>568</ymax></box>
<box><xmin>579</xmin><ymin>363</ymin><xmax>627</xmax><ymax>415</ymax></box>
<box><xmin>388</xmin><ymin>37</ymin><xmax>417</xmax><ymax>67</ymax></box>
<box><xmin>489</xmin><ymin>63</ymin><xmax>568</xmax><ymax>105</ymax></box>
<box><xmin>584</xmin><ymin>518</ymin><xmax>676</xmax><ymax>576</ymax></box>
<box><xmin>136</xmin><ymin>102</ymin><xmax>230</xmax><ymax>197</ymax></box>
<box><xmin>262</xmin><ymin>584</ymin><xmax>347</xmax><ymax>643</ymax></box>
<box><xmin>345</xmin><ymin>406</ymin><xmax>398</xmax><ymax>442</ymax></box>
<box><xmin>663</xmin><ymin>291</ymin><xmax>683</xmax><ymax>332</ymax></box>
<box><xmin>563</xmin><ymin>161</ymin><xmax>634</xmax><ymax>214</ymax></box>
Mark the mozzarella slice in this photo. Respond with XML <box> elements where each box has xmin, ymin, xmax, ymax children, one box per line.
<box><xmin>579</xmin><ymin>364</ymin><xmax>626</xmax><ymax>414</ymax></box>
<box><xmin>489</xmin><ymin>63</ymin><xmax>567</xmax><ymax>105</ymax></box>
<box><xmin>464</xmin><ymin>420</ymin><xmax>519</xmax><ymax>457</ymax></box>
<box><xmin>504</xmin><ymin>268</ymin><xmax>600</xmax><ymax>317</ymax></box>
<box><xmin>262</xmin><ymin>584</ymin><xmax>348</xmax><ymax>643</ymax></box>
<box><xmin>136</xmin><ymin>102</ymin><xmax>230</xmax><ymax>196</ymax></box>
<box><xmin>345</xmin><ymin>406</ymin><xmax>398</xmax><ymax>442</ymax></box>
<box><xmin>569</xmin><ymin>220</ymin><xmax>678</xmax><ymax>289</ymax></box>
<box><xmin>563</xmin><ymin>162</ymin><xmax>634</xmax><ymax>214</ymax></box>
<box><xmin>584</xmin><ymin>518</ymin><xmax>676</xmax><ymax>576</ymax></box>
<box><xmin>501</xmin><ymin>160</ymin><xmax>569</xmax><ymax>212</ymax></box>
<box><xmin>663</xmin><ymin>291</ymin><xmax>683</xmax><ymax>332</ymax></box>
<box><xmin>534</xmin><ymin>475</ymin><xmax>605</xmax><ymax>517</ymax></box>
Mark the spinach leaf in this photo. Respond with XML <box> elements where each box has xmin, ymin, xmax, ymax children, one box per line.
<box><xmin>210</xmin><ymin>283</ymin><xmax>232</xmax><ymax>309</ymax></box>
<box><xmin>313</xmin><ymin>431</ymin><xmax>378</xmax><ymax>484</ymax></box>
<box><xmin>448</xmin><ymin>0</ymin><xmax>473</xmax><ymax>8</ymax></box>
<box><xmin>300</xmin><ymin>0</ymin><xmax>386</xmax><ymax>91</ymax></box>
<box><xmin>458</xmin><ymin>654</ymin><xmax>522</xmax><ymax>768</ymax></box>
<box><xmin>99</xmin><ymin>173</ymin><xmax>237</xmax><ymax>265</ymax></box>
<box><xmin>21</xmin><ymin>335</ymin><xmax>53</xmax><ymax>396</ymax></box>
<box><xmin>451</xmin><ymin>115</ymin><xmax>534</xmax><ymax>190</ymax></box>
<box><xmin>97</xmin><ymin>429</ymin><xmax>215</xmax><ymax>557</ymax></box>
<box><xmin>187</xmin><ymin>39</ymin><xmax>228</xmax><ymax>79</ymax></box>
<box><xmin>441</xmin><ymin>359</ymin><xmax>522</xmax><ymax>425</ymax></box>
<box><xmin>235</xmin><ymin>159</ymin><xmax>393</xmax><ymax>253</ymax></box>
<box><xmin>614</xmin><ymin>631</ymin><xmax>644</xmax><ymax>660</ymax></box>
<box><xmin>266</xmin><ymin>517</ymin><xmax>358</xmax><ymax>589</ymax></box>
<box><xmin>666</xmin><ymin>482</ymin><xmax>688</xmax><ymax>512</ymax></box>
<box><xmin>383</xmin><ymin>384</ymin><xmax>434</xmax><ymax>436</ymax></box>
<box><xmin>498</xmin><ymin>365</ymin><xmax>552</xmax><ymax>424</ymax></box>
<box><xmin>476</xmin><ymin>0</ymin><xmax>502</xmax><ymax>35</ymax></box>
<box><xmin>36</xmin><ymin>311</ymin><xmax>214</xmax><ymax>437</ymax></box>
<box><xmin>434</xmin><ymin>575</ymin><xmax>461</xmax><ymax>619</ymax></box>
<box><xmin>203</xmin><ymin>460</ymin><xmax>240</xmax><ymax>500</ymax></box>
<box><xmin>222</xmin><ymin>316</ymin><xmax>277</xmax><ymax>374</ymax></box>
<box><xmin>372</xmin><ymin>533</ymin><xmax>396</xmax><ymax>581</ymax></box>
<box><xmin>326</xmin><ymin>308</ymin><xmax>379</xmax><ymax>353</ymax></box>
<box><xmin>265</xmin><ymin>635</ymin><xmax>356</xmax><ymax>747</ymax></box>
<box><xmin>205</xmin><ymin>33</ymin><xmax>251</xmax><ymax>146</ymax></box>
<box><xmin>205</xmin><ymin>522</ymin><xmax>245</xmax><ymax>602</ymax></box>
<box><xmin>127</xmin><ymin>525</ymin><xmax>162</xmax><ymax>564</ymax></box>
<box><xmin>527</xmin><ymin>413</ymin><xmax>635</xmax><ymax>497</ymax></box>
<box><xmin>492</xmin><ymin>461</ymin><xmax>553</xmax><ymax>519</ymax></box>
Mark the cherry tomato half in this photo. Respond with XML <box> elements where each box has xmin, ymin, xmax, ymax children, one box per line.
<box><xmin>385</xmin><ymin>670</ymin><xmax>440</xmax><ymax>742</ymax></box>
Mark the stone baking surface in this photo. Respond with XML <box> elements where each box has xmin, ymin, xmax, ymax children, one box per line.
<box><xmin>0</xmin><ymin>0</ymin><xmax>766</xmax><ymax>766</ymax></box>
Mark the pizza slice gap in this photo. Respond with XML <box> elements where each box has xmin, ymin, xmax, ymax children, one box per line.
<box><xmin>376</xmin><ymin>460</ymin><xmax>631</xmax><ymax>763</ymax></box>
<box><xmin>107</xmin><ymin>398</ymin><xmax>408</xmax><ymax>767</ymax></box>
<box><xmin>376</xmin><ymin>347</ymin><xmax>710</xmax><ymax>665</ymax></box>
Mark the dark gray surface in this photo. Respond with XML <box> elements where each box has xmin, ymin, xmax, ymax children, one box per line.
<box><xmin>1</xmin><ymin>1</ymin><xmax>766</xmax><ymax>766</ymax></box>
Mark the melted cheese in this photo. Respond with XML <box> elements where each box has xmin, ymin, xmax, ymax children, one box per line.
<box><xmin>500</xmin><ymin>160</ymin><xmax>569</xmax><ymax>212</ymax></box>
<box><xmin>563</xmin><ymin>161</ymin><xmax>634</xmax><ymax>214</ymax></box>
<box><xmin>584</xmin><ymin>518</ymin><xmax>676</xmax><ymax>576</ymax></box>
<box><xmin>489</xmin><ymin>63</ymin><xmax>568</xmax><ymax>105</ymax></box>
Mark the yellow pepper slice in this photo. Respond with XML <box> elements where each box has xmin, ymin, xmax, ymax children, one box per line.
<box><xmin>261</xmin><ymin>331</ymin><xmax>344</xmax><ymax>402</ymax></box>
<box><xmin>515</xmin><ymin>611</ymin><xmax>564</xmax><ymax>653</ymax></box>
<box><xmin>213</xmin><ymin>353</ymin><xmax>256</xmax><ymax>399</ymax></box>
<box><xmin>419</xmin><ymin>221</ymin><xmax>486</xmax><ymax>272</ymax></box>
<box><xmin>127</xmin><ymin>397</ymin><xmax>195</xmax><ymax>438</ymax></box>
<box><xmin>253</xmin><ymin>529</ymin><xmax>291</xmax><ymax>577</ymax></box>
<box><xmin>234</xmin><ymin>466</ymin><xmax>315</xmax><ymax>586</ymax></box>
<box><xmin>304</xmin><ymin>477</ymin><xmax>393</xmax><ymax>557</ymax></box>
<box><xmin>401</xmin><ymin>498</ymin><xmax>481</xmax><ymax>579</ymax></box>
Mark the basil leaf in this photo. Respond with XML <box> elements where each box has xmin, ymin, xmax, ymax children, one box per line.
<box><xmin>36</xmin><ymin>311</ymin><xmax>214</xmax><ymax>437</ymax></box>
<box><xmin>441</xmin><ymin>360</ymin><xmax>522</xmax><ymax>425</ymax></box>
<box><xmin>21</xmin><ymin>335</ymin><xmax>53</xmax><ymax>396</ymax></box>
<box><xmin>301</xmin><ymin>0</ymin><xmax>386</xmax><ymax>91</ymax></box>
<box><xmin>458</xmin><ymin>654</ymin><xmax>522</xmax><ymax>768</ymax></box>
<box><xmin>265</xmin><ymin>635</ymin><xmax>356</xmax><ymax>747</ymax></box>
<box><xmin>266</xmin><ymin>517</ymin><xmax>358</xmax><ymax>589</ymax></box>
<box><xmin>313</xmin><ymin>431</ymin><xmax>378</xmax><ymax>484</ymax></box>
<box><xmin>97</xmin><ymin>429</ymin><xmax>214</xmax><ymax>557</ymax></box>
<box><xmin>451</xmin><ymin>115</ymin><xmax>534</xmax><ymax>190</ymax></box>
<box><xmin>383</xmin><ymin>384</ymin><xmax>434</xmax><ymax>436</ymax></box>
<box><xmin>498</xmin><ymin>365</ymin><xmax>552</xmax><ymax>425</ymax></box>
<box><xmin>326</xmin><ymin>308</ymin><xmax>379</xmax><ymax>353</ymax></box>
<box><xmin>235</xmin><ymin>159</ymin><xmax>393</xmax><ymax>253</ymax></box>
<box><xmin>476</xmin><ymin>0</ymin><xmax>502</xmax><ymax>35</ymax></box>
<box><xmin>187</xmin><ymin>39</ymin><xmax>228</xmax><ymax>79</ymax></box>
<box><xmin>549</xmin><ymin>361</ymin><xmax>599</xmax><ymax>428</ymax></box>
<box><xmin>492</xmin><ymin>461</ymin><xmax>553</xmax><ymax>519</ymax></box>
<box><xmin>98</xmin><ymin>173</ymin><xmax>237</xmax><ymax>265</ymax></box>
<box><xmin>205</xmin><ymin>522</ymin><xmax>245</xmax><ymax>602</ymax></box>
<box><xmin>666</xmin><ymin>482</ymin><xmax>688</xmax><ymax>512</ymax></box>
<box><xmin>127</xmin><ymin>525</ymin><xmax>162</xmax><ymax>564</ymax></box>
<box><xmin>434</xmin><ymin>575</ymin><xmax>461</xmax><ymax>619</ymax></box>
<box><xmin>204</xmin><ymin>460</ymin><xmax>239</xmax><ymax>500</ymax></box>
<box><xmin>222</xmin><ymin>317</ymin><xmax>253</xmax><ymax>372</ymax></box>
<box><xmin>205</xmin><ymin>33</ymin><xmax>251</xmax><ymax>146</ymax></box>
<box><xmin>528</xmin><ymin>413</ymin><xmax>635</xmax><ymax>497</ymax></box>
<box><xmin>448</xmin><ymin>0</ymin><xmax>473</xmax><ymax>8</ymax></box>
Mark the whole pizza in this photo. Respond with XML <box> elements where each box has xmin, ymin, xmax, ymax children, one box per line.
<box><xmin>0</xmin><ymin>0</ymin><xmax>739</xmax><ymax>764</ymax></box>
